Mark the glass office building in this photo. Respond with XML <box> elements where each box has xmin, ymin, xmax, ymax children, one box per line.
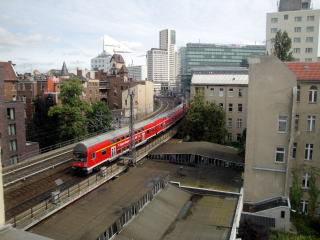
<box><xmin>180</xmin><ymin>43</ymin><xmax>266</xmax><ymax>94</ymax></box>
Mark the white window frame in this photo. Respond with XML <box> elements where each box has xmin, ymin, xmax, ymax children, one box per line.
<box><xmin>306</xmin><ymin>48</ymin><xmax>313</xmax><ymax>53</ymax></box>
<box><xmin>219</xmin><ymin>88</ymin><xmax>224</xmax><ymax>97</ymax></box>
<box><xmin>278</xmin><ymin>116</ymin><xmax>288</xmax><ymax>133</ymax></box>
<box><xmin>293</xmin><ymin>37</ymin><xmax>301</xmax><ymax>43</ymax></box>
<box><xmin>294</xmin><ymin>27</ymin><xmax>302</xmax><ymax>32</ymax></box>
<box><xmin>294</xmin><ymin>16</ymin><xmax>302</xmax><ymax>22</ymax></box>
<box><xmin>238</xmin><ymin>88</ymin><xmax>243</xmax><ymax>97</ymax></box>
<box><xmin>301</xmin><ymin>200</ymin><xmax>309</xmax><ymax>214</ymax></box>
<box><xmin>306</xmin><ymin>26</ymin><xmax>314</xmax><ymax>32</ymax></box>
<box><xmin>228</xmin><ymin>88</ymin><xmax>234</xmax><ymax>97</ymax></box>
<box><xmin>9</xmin><ymin>140</ymin><xmax>17</xmax><ymax>152</ymax></box>
<box><xmin>304</xmin><ymin>144</ymin><xmax>313</xmax><ymax>160</ymax></box>
<box><xmin>302</xmin><ymin>173</ymin><xmax>310</xmax><ymax>189</ymax></box>
<box><xmin>228</xmin><ymin>103</ymin><xmax>233</xmax><ymax>112</ymax></box>
<box><xmin>227</xmin><ymin>118</ymin><xmax>232</xmax><ymax>128</ymax></box>
<box><xmin>309</xmin><ymin>86</ymin><xmax>317</xmax><ymax>103</ymax></box>
<box><xmin>307</xmin><ymin>115</ymin><xmax>316</xmax><ymax>132</ymax></box>
<box><xmin>237</xmin><ymin>118</ymin><xmax>243</xmax><ymax>128</ymax></box>
<box><xmin>307</xmin><ymin>16</ymin><xmax>315</xmax><ymax>21</ymax></box>
<box><xmin>275</xmin><ymin>147</ymin><xmax>285</xmax><ymax>163</ymax></box>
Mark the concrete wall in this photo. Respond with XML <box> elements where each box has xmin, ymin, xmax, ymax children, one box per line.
<box><xmin>244</xmin><ymin>56</ymin><xmax>297</xmax><ymax>202</ymax></box>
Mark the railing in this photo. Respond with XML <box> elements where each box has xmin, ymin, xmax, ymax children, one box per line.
<box><xmin>6</xmin><ymin>127</ymin><xmax>178</xmax><ymax>230</ymax></box>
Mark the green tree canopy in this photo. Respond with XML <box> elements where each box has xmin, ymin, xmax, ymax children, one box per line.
<box><xmin>181</xmin><ymin>97</ymin><xmax>227</xmax><ymax>144</ymax></box>
<box><xmin>272</xmin><ymin>30</ymin><xmax>294</xmax><ymax>61</ymax></box>
<box><xmin>86</xmin><ymin>101</ymin><xmax>112</xmax><ymax>133</ymax></box>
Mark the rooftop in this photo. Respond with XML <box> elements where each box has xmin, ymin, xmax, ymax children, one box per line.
<box><xmin>285</xmin><ymin>62</ymin><xmax>320</xmax><ymax>81</ymax></box>
<box><xmin>191</xmin><ymin>74</ymin><xmax>249</xmax><ymax>85</ymax></box>
<box><xmin>0</xmin><ymin>61</ymin><xmax>18</xmax><ymax>81</ymax></box>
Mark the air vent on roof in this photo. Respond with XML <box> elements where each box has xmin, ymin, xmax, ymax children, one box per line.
<box><xmin>304</xmin><ymin>66</ymin><xmax>310</xmax><ymax>70</ymax></box>
<box><xmin>232</xmin><ymin>77</ymin><xmax>235</xmax><ymax>80</ymax></box>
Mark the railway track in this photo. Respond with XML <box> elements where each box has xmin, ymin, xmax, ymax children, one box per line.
<box><xmin>3</xmin><ymin>99</ymin><xmax>174</xmax><ymax>188</ymax></box>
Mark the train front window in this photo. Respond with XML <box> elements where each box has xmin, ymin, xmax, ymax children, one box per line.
<box><xmin>74</xmin><ymin>152</ymin><xmax>87</xmax><ymax>162</ymax></box>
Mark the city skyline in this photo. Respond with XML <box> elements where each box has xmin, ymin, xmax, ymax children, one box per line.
<box><xmin>1</xmin><ymin>0</ymin><xmax>320</xmax><ymax>72</ymax></box>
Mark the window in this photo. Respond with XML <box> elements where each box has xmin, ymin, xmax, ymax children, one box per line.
<box><xmin>9</xmin><ymin>140</ymin><xmax>17</xmax><ymax>152</ymax></box>
<box><xmin>271</xmin><ymin>28</ymin><xmax>277</xmax><ymax>33</ymax></box>
<box><xmin>219</xmin><ymin>88</ymin><xmax>224</xmax><ymax>97</ymax></box>
<box><xmin>293</xmin><ymin>48</ymin><xmax>300</xmax><ymax>54</ymax></box>
<box><xmin>302</xmin><ymin>173</ymin><xmax>310</xmax><ymax>188</ymax></box>
<box><xmin>300</xmin><ymin>200</ymin><xmax>308</xmax><ymax>214</ymax></box>
<box><xmin>228</xmin><ymin>88</ymin><xmax>234</xmax><ymax>97</ymax></box>
<box><xmin>219</xmin><ymin>103</ymin><xmax>223</xmax><ymax>108</ymax></box>
<box><xmin>210</xmin><ymin>88</ymin><xmax>214</xmax><ymax>96</ymax></box>
<box><xmin>307</xmin><ymin>115</ymin><xmax>316</xmax><ymax>132</ymax></box>
<box><xmin>237</xmin><ymin>134</ymin><xmax>241</xmax><ymax>142</ymax></box>
<box><xmin>271</xmin><ymin>17</ymin><xmax>278</xmax><ymax>23</ymax></box>
<box><xmin>237</xmin><ymin>118</ymin><xmax>243</xmax><ymax>128</ymax></box>
<box><xmin>294</xmin><ymin>16</ymin><xmax>302</xmax><ymax>22</ymax></box>
<box><xmin>7</xmin><ymin>108</ymin><xmax>15</xmax><ymax>120</ymax></box>
<box><xmin>278</xmin><ymin>116</ymin><xmax>288</xmax><ymax>132</ymax></box>
<box><xmin>305</xmin><ymin>58</ymin><xmax>312</xmax><ymax>62</ymax></box>
<box><xmin>305</xmin><ymin>144</ymin><xmax>313</xmax><ymax>160</ymax></box>
<box><xmin>307</xmin><ymin>16</ymin><xmax>315</xmax><ymax>21</ymax></box>
<box><xmin>228</xmin><ymin>103</ymin><xmax>233</xmax><ymax>112</ymax></box>
<box><xmin>227</xmin><ymin>133</ymin><xmax>232</xmax><ymax>141</ymax></box>
<box><xmin>306</xmin><ymin>26</ymin><xmax>314</xmax><ymax>32</ymax></box>
<box><xmin>275</xmin><ymin>147</ymin><xmax>285</xmax><ymax>163</ymax></box>
<box><xmin>306</xmin><ymin>48</ymin><xmax>313</xmax><ymax>53</ymax></box>
<box><xmin>102</xmin><ymin>149</ymin><xmax>107</xmax><ymax>155</ymax></box>
<box><xmin>284</xmin><ymin>14</ymin><xmax>288</xmax><ymax>20</ymax></box>
<box><xmin>309</xmin><ymin>86</ymin><xmax>317</xmax><ymax>103</ymax></box>
<box><xmin>10</xmin><ymin>155</ymin><xmax>18</xmax><ymax>165</ymax></box>
<box><xmin>91</xmin><ymin>152</ymin><xmax>96</xmax><ymax>159</ymax></box>
<box><xmin>297</xmin><ymin>85</ymin><xmax>300</xmax><ymax>102</ymax></box>
<box><xmin>8</xmin><ymin>124</ymin><xmax>16</xmax><ymax>136</ymax></box>
<box><xmin>281</xmin><ymin>211</ymin><xmax>285</xmax><ymax>218</ymax></box>
<box><xmin>306</xmin><ymin>37</ymin><xmax>313</xmax><ymax>43</ymax></box>
<box><xmin>227</xmin><ymin>118</ymin><xmax>232</xmax><ymax>128</ymax></box>
<box><xmin>294</xmin><ymin>37</ymin><xmax>301</xmax><ymax>43</ymax></box>
<box><xmin>238</xmin><ymin>88</ymin><xmax>243</xmax><ymax>97</ymax></box>
<box><xmin>294</xmin><ymin>27</ymin><xmax>302</xmax><ymax>32</ymax></box>
<box><xmin>238</xmin><ymin>104</ymin><xmax>243</xmax><ymax>112</ymax></box>
<box><xmin>292</xmin><ymin>143</ymin><xmax>297</xmax><ymax>159</ymax></box>
<box><xmin>295</xmin><ymin>115</ymin><xmax>299</xmax><ymax>130</ymax></box>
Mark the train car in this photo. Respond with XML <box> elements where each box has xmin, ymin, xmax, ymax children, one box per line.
<box><xmin>73</xmin><ymin>103</ymin><xmax>186</xmax><ymax>173</ymax></box>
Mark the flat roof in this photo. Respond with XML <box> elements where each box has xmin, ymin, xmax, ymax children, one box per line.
<box><xmin>191</xmin><ymin>74</ymin><xmax>248</xmax><ymax>85</ymax></box>
<box><xmin>116</xmin><ymin>184</ymin><xmax>238</xmax><ymax>240</ymax></box>
<box><xmin>151</xmin><ymin>141</ymin><xmax>243</xmax><ymax>164</ymax></box>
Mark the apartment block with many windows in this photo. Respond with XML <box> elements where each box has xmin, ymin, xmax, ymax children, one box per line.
<box><xmin>190</xmin><ymin>73</ymin><xmax>248</xmax><ymax>142</ymax></box>
<box><xmin>266</xmin><ymin>7</ymin><xmax>320</xmax><ymax>62</ymax></box>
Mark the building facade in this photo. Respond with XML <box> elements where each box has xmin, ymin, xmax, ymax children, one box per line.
<box><xmin>122</xmin><ymin>81</ymin><xmax>154</xmax><ymax>119</ymax></box>
<box><xmin>91</xmin><ymin>50</ymin><xmax>112</xmax><ymax>72</ymax></box>
<box><xmin>243</xmin><ymin>56</ymin><xmax>320</xmax><ymax>230</ymax></box>
<box><xmin>0</xmin><ymin>62</ymin><xmax>39</xmax><ymax>166</ymax></box>
<box><xmin>266</xmin><ymin>2</ymin><xmax>320</xmax><ymax>62</ymax></box>
<box><xmin>147</xmin><ymin>48</ymin><xmax>169</xmax><ymax>95</ymax></box>
<box><xmin>127</xmin><ymin>65</ymin><xmax>147</xmax><ymax>81</ymax></box>
<box><xmin>147</xmin><ymin>29</ymin><xmax>180</xmax><ymax>95</ymax></box>
<box><xmin>190</xmin><ymin>74</ymin><xmax>248</xmax><ymax>142</ymax></box>
<box><xmin>180</xmin><ymin>43</ymin><xmax>266</xmax><ymax>94</ymax></box>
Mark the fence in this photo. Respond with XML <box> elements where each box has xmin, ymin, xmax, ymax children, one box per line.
<box><xmin>6</xmin><ymin>127</ymin><xmax>178</xmax><ymax>230</ymax></box>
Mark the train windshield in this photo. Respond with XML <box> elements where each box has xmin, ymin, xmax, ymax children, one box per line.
<box><xmin>74</xmin><ymin>152</ymin><xmax>87</xmax><ymax>162</ymax></box>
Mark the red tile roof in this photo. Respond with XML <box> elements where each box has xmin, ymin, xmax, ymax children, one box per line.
<box><xmin>0</xmin><ymin>61</ymin><xmax>18</xmax><ymax>81</ymax></box>
<box><xmin>285</xmin><ymin>62</ymin><xmax>320</xmax><ymax>81</ymax></box>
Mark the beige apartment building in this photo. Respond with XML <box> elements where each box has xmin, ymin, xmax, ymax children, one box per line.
<box><xmin>266</xmin><ymin>3</ymin><xmax>320</xmax><ymax>62</ymax></box>
<box><xmin>122</xmin><ymin>81</ymin><xmax>154</xmax><ymax>119</ymax></box>
<box><xmin>243</xmin><ymin>55</ymin><xmax>320</xmax><ymax>231</ymax></box>
<box><xmin>190</xmin><ymin>74</ymin><xmax>248</xmax><ymax>142</ymax></box>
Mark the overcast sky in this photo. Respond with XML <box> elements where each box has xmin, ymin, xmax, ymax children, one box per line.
<box><xmin>1</xmin><ymin>0</ymin><xmax>319</xmax><ymax>73</ymax></box>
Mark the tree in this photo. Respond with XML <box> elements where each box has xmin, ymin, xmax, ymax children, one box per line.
<box><xmin>290</xmin><ymin>171</ymin><xmax>303</xmax><ymax>213</ymax></box>
<box><xmin>48</xmin><ymin>78</ymin><xmax>90</xmax><ymax>141</ymax></box>
<box><xmin>86</xmin><ymin>101</ymin><xmax>112</xmax><ymax>133</ymax></box>
<box><xmin>180</xmin><ymin>96</ymin><xmax>227</xmax><ymax>144</ymax></box>
<box><xmin>238</xmin><ymin>128</ymin><xmax>246</xmax><ymax>158</ymax></box>
<box><xmin>272</xmin><ymin>30</ymin><xmax>294</xmax><ymax>61</ymax></box>
<box><xmin>308</xmin><ymin>169</ymin><xmax>319</xmax><ymax>217</ymax></box>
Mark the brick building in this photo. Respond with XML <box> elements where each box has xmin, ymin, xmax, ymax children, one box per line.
<box><xmin>0</xmin><ymin>61</ymin><xmax>39</xmax><ymax>166</ymax></box>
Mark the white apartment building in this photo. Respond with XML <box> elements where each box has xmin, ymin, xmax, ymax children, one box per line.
<box><xmin>147</xmin><ymin>29</ymin><xmax>180</xmax><ymax>95</ymax></box>
<box><xmin>147</xmin><ymin>48</ymin><xmax>168</xmax><ymax>95</ymax></box>
<box><xmin>266</xmin><ymin>6</ymin><xmax>320</xmax><ymax>62</ymax></box>
<box><xmin>127</xmin><ymin>65</ymin><xmax>147</xmax><ymax>81</ymax></box>
<box><xmin>91</xmin><ymin>50</ymin><xmax>112</xmax><ymax>72</ymax></box>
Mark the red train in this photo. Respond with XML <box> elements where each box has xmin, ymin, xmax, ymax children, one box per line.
<box><xmin>73</xmin><ymin>103</ymin><xmax>186</xmax><ymax>173</ymax></box>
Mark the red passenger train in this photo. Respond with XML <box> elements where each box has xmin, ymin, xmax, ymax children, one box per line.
<box><xmin>72</xmin><ymin>103</ymin><xmax>186</xmax><ymax>173</ymax></box>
